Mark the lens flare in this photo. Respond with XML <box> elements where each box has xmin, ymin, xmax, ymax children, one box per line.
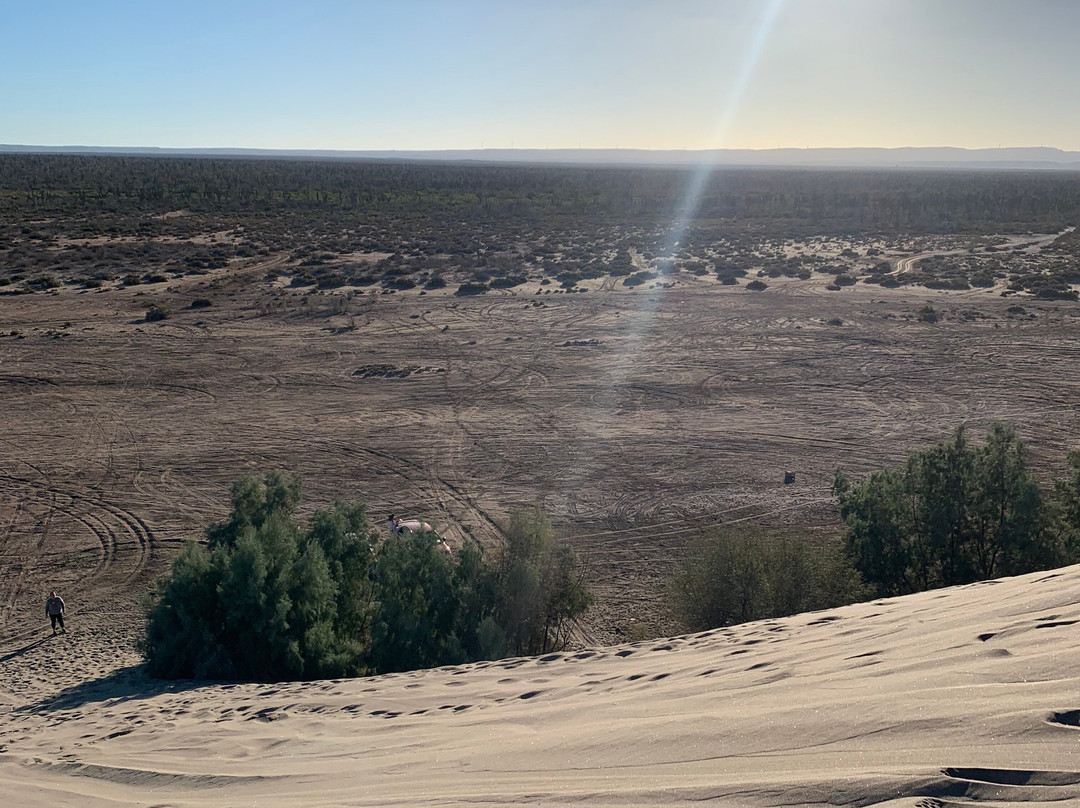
<box><xmin>563</xmin><ymin>0</ymin><xmax>788</xmax><ymax>518</ymax></box>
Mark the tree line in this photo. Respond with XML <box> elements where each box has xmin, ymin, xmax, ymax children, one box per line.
<box><xmin>4</xmin><ymin>154</ymin><xmax>1080</xmax><ymax>234</ymax></box>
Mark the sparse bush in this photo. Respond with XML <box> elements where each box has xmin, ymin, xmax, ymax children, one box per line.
<box><xmin>455</xmin><ymin>281</ymin><xmax>489</xmax><ymax>296</ymax></box>
<box><xmin>144</xmin><ymin>304</ymin><xmax>171</xmax><ymax>322</ymax></box>
<box><xmin>27</xmin><ymin>274</ymin><xmax>61</xmax><ymax>290</ymax></box>
<box><xmin>190</xmin><ymin>298</ymin><xmax>212</xmax><ymax>309</ymax></box>
<box><xmin>384</xmin><ymin>275</ymin><xmax>416</xmax><ymax>290</ymax></box>
<box><xmin>622</xmin><ymin>270</ymin><xmax>657</xmax><ymax>287</ymax></box>
<box><xmin>490</xmin><ymin>274</ymin><xmax>527</xmax><ymax>289</ymax></box>
<box><xmin>669</xmin><ymin>529</ymin><xmax>867</xmax><ymax>631</ymax></box>
<box><xmin>494</xmin><ymin>506</ymin><xmax>593</xmax><ymax>656</ymax></box>
<box><xmin>746</xmin><ymin>279</ymin><xmax>768</xmax><ymax>291</ymax></box>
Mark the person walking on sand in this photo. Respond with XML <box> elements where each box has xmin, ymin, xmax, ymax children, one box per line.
<box><xmin>46</xmin><ymin>591</ymin><xmax>66</xmax><ymax>634</ymax></box>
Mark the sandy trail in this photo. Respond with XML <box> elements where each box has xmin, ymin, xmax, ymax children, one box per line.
<box><xmin>894</xmin><ymin>228</ymin><xmax>1070</xmax><ymax>275</ymax></box>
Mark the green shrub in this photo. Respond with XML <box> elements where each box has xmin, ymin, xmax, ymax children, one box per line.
<box><xmin>835</xmin><ymin>423</ymin><xmax>1066</xmax><ymax>597</ymax></box>
<box><xmin>495</xmin><ymin>506</ymin><xmax>593</xmax><ymax>656</ymax></box>
<box><xmin>455</xmin><ymin>281</ymin><xmax>489</xmax><ymax>296</ymax></box>
<box><xmin>144</xmin><ymin>304</ymin><xmax>171</xmax><ymax>322</ymax></box>
<box><xmin>669</xmin><ymin>529</ymin><xmax>867</xmax><ymax>631</ymax></box>
<box><xmin>1054</xmin><ymin>450</ymin><xmax>1080</xmax><ymax>559</ymax></box>
<box><xmin>622</xmin><ymin>270</ymin><xmax>657</xmax><ymax>287</ymax></box>
<box><xmin>143</xmin><ymin>472</ymin><xmax>374</xmax><ymax>680</ymax></box>
<box><xmin>368</xmin><ymin>531</ymin><xmax>470</xmax><ymax>672</ymax></box>
<box><xmin>143</xmin><ymin>476</ymin><xmax>590</xmax><ymax>680</ymax></box>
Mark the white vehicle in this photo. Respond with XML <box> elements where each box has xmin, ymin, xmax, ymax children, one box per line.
<box><xmin>388</xmin><ymin>514</ymin><xmax>452</xmax><ymax>555</ymax></box>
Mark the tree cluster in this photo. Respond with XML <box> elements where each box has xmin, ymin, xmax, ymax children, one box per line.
<box><xmin>671</xmin><ymin>423</ymin><xmax>1080</xmax><ymax>634</ymax></box>
<box><xmin>142</xmin><ymin>474</ymin><xmax>591</xmax><ymax>681</ymax></box>
<box><xmin>834</xmin><ymin>423</ymin><xmax>1079</xmax><ymax>597</ymax></box>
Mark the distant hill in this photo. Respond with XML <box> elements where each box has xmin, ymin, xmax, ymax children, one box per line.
<box><xmin>3</xmin><ymin>144</ymin><xmax>1080</xmax><ymax>171</ymax></box>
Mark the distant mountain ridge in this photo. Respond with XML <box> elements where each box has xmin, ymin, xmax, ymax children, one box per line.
<box><xmin>3</xmin><ymin>144</ymin><xmax>1080</xmax><ymax>170</ymax></box>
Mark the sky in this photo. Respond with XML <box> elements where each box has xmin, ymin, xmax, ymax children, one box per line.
<box><xmin>2</xmin><ymin>0</ymin><xmax>1079</xmax><ymax>151</ymax></box>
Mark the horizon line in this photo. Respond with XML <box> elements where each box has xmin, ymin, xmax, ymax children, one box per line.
<box><xmin>4</xmin><ymin>144</ymin><xmax>1079</xmax><ymax>153</ymax></box>
<box><xmin>5</xmin><ymin>144</ymin><xmax>1080</xmax><ymax>172</ymax></box>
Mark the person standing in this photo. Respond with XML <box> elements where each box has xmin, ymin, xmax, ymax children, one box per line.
<box><xmin>46</xmin><ymin>591</ymin><xmax>66</xmax><ymax>634</ymax></box>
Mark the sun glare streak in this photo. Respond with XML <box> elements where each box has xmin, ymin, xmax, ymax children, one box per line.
<box><xmin>667</xmin><ymin>0</ymin><xmax>787</xmax><ymax>255</ymax></box>
<box><xmin>615</xmin><ymin>0</ymin><xmax>787</xmax><ymax>365</ymax></box>
<box><xmin>559</xmin><ymin>0</ymin><xmax>788</xmax><ymax>521</ymax></box>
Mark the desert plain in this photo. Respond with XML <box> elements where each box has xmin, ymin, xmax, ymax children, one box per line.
<box><xmin>3</xmin><ymin>160</ymin><xmax>1080</xmax><ymax>805</ymax></box>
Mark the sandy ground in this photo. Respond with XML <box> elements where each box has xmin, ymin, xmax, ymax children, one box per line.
<box><xmin>3</xmin><ymin>563</ymin><xmax>1080</xmax><ymax>806</ymax></box>
<box><xmin>3</xmin><ymin>271</ymin><xmax>1080</xmax><ymax>639</ymax></box>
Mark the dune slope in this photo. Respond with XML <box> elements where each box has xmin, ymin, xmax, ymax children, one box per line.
<box><xmin>3</xmin><ymin>565</ymin><xmax>1080</xmax><ymax>807</ymax></box>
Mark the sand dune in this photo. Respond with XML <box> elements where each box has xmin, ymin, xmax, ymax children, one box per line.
<box><xmin>3</xmin><ymin>565</ymin><xmax>1080</xmax><ymax>807</ymax></box>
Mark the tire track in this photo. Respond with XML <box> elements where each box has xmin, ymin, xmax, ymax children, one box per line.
<box><xmin>0</xmin><ymin>472</ymin><xmax>155</xmax><ymax>646</ymax></box>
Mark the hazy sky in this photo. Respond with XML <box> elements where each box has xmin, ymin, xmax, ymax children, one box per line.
<box><xmin>2</xmin><ymin>0</ymin><xmax>1078</xmax><ymax>151</ymax></box>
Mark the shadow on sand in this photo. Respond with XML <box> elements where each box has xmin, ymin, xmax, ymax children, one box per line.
<box><xmin>22</xmin><ymin>665</ymin><xmax>222</xmax><ymax>714</ymax></box>
<box><xmin>0</xmin><ymin>635</ymin><xmax>54</xmax><ymax>664</ymax></box>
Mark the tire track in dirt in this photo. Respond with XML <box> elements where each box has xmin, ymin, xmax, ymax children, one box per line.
<box><xmin>355</xmin><ymin>444</ymin><xmax>506</xmax><ymax>548</ymax></box>
<box><xmin>0</xmin><ymin>472</ymin><xmax>155</xmax><ymax>645</ymax></box>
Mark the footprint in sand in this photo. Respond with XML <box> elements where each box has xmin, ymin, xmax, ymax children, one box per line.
<box><xmin>943</xmin><ymin>766</ymin><xmax>1080</xmax><ymax>786</ymax></box>
<box><xmin>1047</xmin><ymin>709</ymin><xmax>1080</xmax><ymax>728</ymax></box>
